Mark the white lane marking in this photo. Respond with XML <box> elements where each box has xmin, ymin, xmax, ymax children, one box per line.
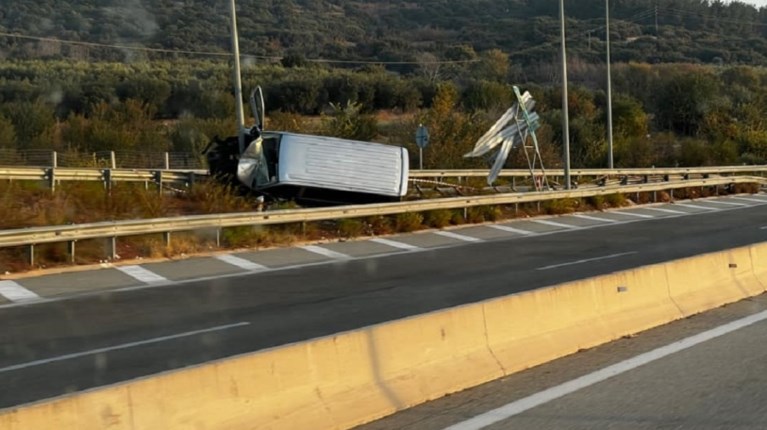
<box><xmin>570</xmin><ymin>214</ymin><xmax>620</xmax><ymax>223</ymax></box>
<box><xmin>0</xmin><ymin>280</ymin><xmax>40</xmax><ymax>303</ymax></box>
<box><xmin>611</xmin><ymin>210</ymin><xmax>654</xmax><ymax>219</ymax></box>
<box><xmin>729</xmin><ymin>196</ymin><xmax>767</xmax><ymax>204</ymax></box>
<box><xmin>704</xmin><ymin>200</ymin><xmax>746</xmax><ymax>207</ymax></box>
<box><xmin>443</xmin><ymin>309</ymin><xmax>767</xmax><ymax>430</ymax></box>
<box><xmin>642</xmin><ymin>207</ymin><xmax>687</xmax><ymax>215</ymax></box>
<box><xmin>435</xmin><ymin>231</ymin><xmax>483</xmax><ymax>243</ymax></box>
<box><xmin>536</xmin><ymin>252</ymin><xmax>637</xmax><ymax>271</ymax></box>
<box><xmin>0</xmin><ymin>322</ymin><xmax>250</xmax><ymax>374</ymax></box>
<box><xmin>117</xmin><ymin>265</ymin><xmax>168</xmax><ymax>284</ymax></box>
<box><xmin>673</xmin><ymin>203</ymin><xmax>717</xmax><ymax>211</ymax></box>
<box><xmin>369</xmin><ymin>238</ymin><xmax>422</xmax><ymax>251</ymax></box>
<box><xmin>301</xmin><ymin>245</ymin><xmax>351</xmax><ymax>260</ymax></box>
<box><xmin>487</xmin><ymin>225</ymin><xmax>536</xmax><ymax>235</ymax></box>
<box><xmin>215</xmin><ymin>254</ymin><xmax>268</xmax><ymax>271</ymax></box>
<box><xmin>531</xmin><ymin>219</ymin><xmax>580</xmax><ymax>229</ymax></box>
<box><xmin>761</xmin><ymin>226</ymin><xmax>767</xmax><ymax>230</ymax></box>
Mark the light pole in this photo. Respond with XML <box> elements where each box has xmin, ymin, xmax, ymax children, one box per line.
<box><xmin>606</xmin><ymin>0</ymin><xmax>614</xmax><ymax>169</ymax></box>
<box><xmin>560</xmin><ymin>0</ymin><xmax>571</xmax><ymax>189</ymax></box>
<box><xmin>228</xmin><ymin>0</ymin><xmax>246</xmax><ymax>154</ymax></box>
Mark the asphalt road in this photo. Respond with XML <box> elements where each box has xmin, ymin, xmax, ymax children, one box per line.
<box><xmin>1</xmin><ymin>201</ymin><xmax>766</xmax><ymax>409</ymax></box>
<box><xmin>358</xmin><ymin>290</ymin><xmax>767</xmax><ymax>430</ymax></box>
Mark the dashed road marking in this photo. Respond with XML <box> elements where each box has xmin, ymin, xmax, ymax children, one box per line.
<box><xmin>369</xmin><ymin>238</ymin><xmax>422</xmax><ymax>251</ymax></box>
<box><xmin>536</xmin><ymin>251</ymin><xmax>637</xmax><ymax>271</ymax></box>
<box><xmin>705</xmin><ymin>200</ymin><xmax>746</xmax><ymax>207</ymax></box>
<box><xmin>0</xmin><ymin>280</ymin><xmax>40</xmax><ymax>303</ymax></box>
<box><xmin>673</xmin><ymin>203</ymin><xmax>717</xmax><ymax>211</ymax></box>
<box><xmin>435</xmin><ymin>231</ymin><xmax>483</xmax><ymax>242</ymax></box>
<box><xmin>301</xmin><ymin>245</ymin><xmax>352</xmax><ymax>260</ymax></box>
<box><xmin>611</xmin><ymin>211</ymin><xmax>654</xmax><ymax>219</ymax></box>
<box><xmin>531</xmin><ymin>219</ymin><xmax>580</xmax><ymax>229</ymax></box>
<box><xmin>729</xmin><ymin>196</ymin><xmax>767</xmax><ymax>204</ymax></box>
<box><xmin>487</xmin><ymin>225</ymin><xmax>536</xmax><ymax>235</ymax></box>
<box><xmin>570</xmin><ymin>214</ymin><xmax>620</xmax><ymax>223</ymax></box>
<box><xmin>215</xmin><ymin>254</ymin><xmax>269</xmax><ymax>271</ymax></box>
<box><xmin>642</xmin><ymin>207</ymin><xmax>687</xmax><ymax>215</ymax></box>
<box><xmin>117</xmin><ymin>265</ymin><xmax>168</xmax><ymax>284</ymax></box>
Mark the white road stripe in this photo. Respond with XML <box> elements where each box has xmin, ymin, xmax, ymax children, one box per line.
<box><xmin>435</xmin><ymin>231</ymin><xmax>483</xmax><ymax>242</ymax></box>
<box><xmin>672</xmin><ymin>203</ymin><xmax>717</xmax><ymax>211</ymax></box>
<box><xmin>487</xmin><ymin>225</ymin><xmax>536</xmax><ymax>235</ymax></box>
<box><xmin>301</xmin><ymin>245</ymin><xmax>351</xmax><ymax>260</ymax></box>
<box><xmin>0</xmin><ymin>322</ymin><xmax>250</xmax><ymax>374</ymax></box>
<box><xmin>761</xmin><ymin>226</ymin><xmax>767</xmax><ymax>230</ymax></box>
<box><xmin>536</xmin><ymin>252</ymin><xmax>637</xmax><ymax>271</ymax></box>
<box><xmin>642</xmin><ymin>207</ymin><xmax>687</xmax><ymax>215</ymax></box>
<box><xmin>369</xmin><ymin>238</ymin><xmax>422</xmax><ymax>250</ymax></box>
<box><xmin>531</xmin><ymin>219</ymin><xmax>580</xmax><ymax>229</ymax></box>
<box><xmin>704</xmin><ymin>200</ymin><xmax>746</xmax><ymax>207</ymax></box>
<box><xmin>611</xmin><ymin>210</ymin><xmax>654</xmax><ymax>219</ymax></box>
<box><xmin>729</xmin><ymin>196</ymin><xmax>767</xmax><ymax>204</ymax></box>
<box><xmin>215</xmin><ymin>254</ymin><xmax>268</xmax><ymax>271</ymax></box>
<box><xmin>117</xmin><ymin>265</ymin><xmax>168</xmax><ymax>284</ymax></box>
<box><xmin>443</xmin><ymin>309</ymin><xmax>767</xmax><ymax>430</ymax></box>
<box><xmin>0</xmin><ymin>280</ymin><xmax>40</xmax><ymax>303</ymax></box>
<box><xmin>570</xmin><ymin>214</ymin><xmax>620</xmax><ymax>223</ymax></box>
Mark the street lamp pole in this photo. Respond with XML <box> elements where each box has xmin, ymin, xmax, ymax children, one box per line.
<box><xmin>229</xmin><ymin>0</ymin><xmax>246</xmax><ymax>154</ymax></box>
<box><xmin>560</xmin><ymin>0</ymin><xmax>571</xmax><ymax>189</ymax></box>
<box><xmin>606</xmin><ymin>0</ymin><xmax>615</xmax><ymax>169</ymax></box>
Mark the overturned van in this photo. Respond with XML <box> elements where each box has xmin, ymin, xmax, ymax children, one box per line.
<box><xmin>206</xmin><ymin>130</ymin><xmax>409</xmax><ymax>206</ymax></box>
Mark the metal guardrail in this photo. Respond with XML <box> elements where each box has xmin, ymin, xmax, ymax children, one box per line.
<box><xmin>3</xmin><ymin>165</ymin><xmax>766</xmax><ymax>190</ymax></box>
<box><xmin>0</xmin><ymin>167</ymin><xmax>208</xmax><ymax>190</ymax></box>
<box><xmin>0</xmin><ymin>149</ymin><xmax>205</xmax><ymax>170</ymax></box>
<box><xmin>410</xmin><ymin>166</ymin><xmax>767</xmax><ymax>178</ymax></box>
<box><xmin>1</xmin><ymin>176</ymin><xmax>764</xmax><ymax>265</ymax></box>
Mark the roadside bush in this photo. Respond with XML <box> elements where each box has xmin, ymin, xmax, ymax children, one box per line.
<box><xmin>395</xmin><ymin>212</ymin><xmax>423</xmax><ymax>232</ymax></box>
<box><xmin>424</xmin><ymin>209</ymin><xmax>452</xmax><ymax>228</ymax></box>
<box><xmin>337</xmin><ymin>218</ymin><xmax>365</xmax><ymax>238</ymax></box>
<box><xmin>605</xmin><ymin>193</ymin><xmax>627</xmax><ymax>207</ymax></box>
<box><xmin>542</xmin><ymin>198</ymin><xmax>579</xmax><ymax>215</ymax></box>
<box><xmin>365</xmin><ymin>216</ymin><xmax>393</xmax><ymax>235</ymax></box>
<box><xmin>586</xmin><ymin>195</ymin><xmax>605</xmax><ymax>210</ymax></box>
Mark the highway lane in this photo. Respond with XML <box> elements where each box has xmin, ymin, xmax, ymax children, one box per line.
<box><xmin>1</xmin><ymin>202</ymin><xmax>766</xmax><ymax>408</ymax></box>
<box><xmin>358</xmin><ymin>292</ymin><xmax>767</xmax><ymax>430</ymax></box>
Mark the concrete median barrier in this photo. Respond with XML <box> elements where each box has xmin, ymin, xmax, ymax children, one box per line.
<box><xmin>2</xmin><ymin>242</ymin><xmax>765</xmax><ymax>430</ymax></box>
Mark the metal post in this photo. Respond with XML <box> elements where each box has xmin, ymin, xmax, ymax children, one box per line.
<box><xmin>68</xmin><ymin>241</ymin><xmax>76</xmax><ymax>264</ymax></box>
<box><xmin>29</xmin><ymin>244</ymin><xmax>35</xmax><ymax>267</ymax></box>
<box><xmin>164</xmin><ymin>232</ymin><xmax>171</xmax><ymax>248</ymax></box>
<box><xmin>606</xmin><ymin>0</ymin><xmax>614</xmax><ymax>169</ymax></box>
<box><xmin>560</xmin><ymin>0</ymin><xmax>571</xmax><ymax>190</ymax></box>
<box><xmin>49</xmin><ymin>151</ymin><xmax>57</xmax><ymax>192</ymax></box>
<box><xmin>110</xmin><ymin>151</ymin><xmax>116</xmax><ymax>169</ymax></box>
<box><xmin>164</xmin><ymin>152</ymin><xmax>170</xmax><ymax>170</ymax></box>
<box><xmin>51</xmin><ymin>151</ymin><xmax>58</xmax><ymax>168</ymax></box>
<box><xmin>109</xmin><ymin>237</ymin><xmax>117</xmax><ymax>260</ymax></box>
<box><xmin>419</xmin><ymin>147</ymin><xmax>424</xmax><ymax>170</ymax></box>
<box><xmin>229</xmin><ymin>0</ymin><xmax>246</xmax><ymax>154</ymax></box>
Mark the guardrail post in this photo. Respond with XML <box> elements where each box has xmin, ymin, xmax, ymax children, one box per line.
<box><xmin>164</xmin><ymin>152</ymin><xmax>170</xmax><ymax>170</ymax></box>
<box><xmin>215</xmin><ymin>229</ymin><xmax>221</xmax><ymax>247</ymax></box>
<box><xmin>68</xmin><ymin>241</ymin><xmax>76</xmax><ymax>264</ymax></box>
<box><xmin>164</xmin><ymin>232</ymin><xmax>171</xmax><ymax>248</ymax></box>
<box><xmin>51</xmin><ymin>151</ymin><xmax>57</xmax><ymax>168</ymax></box>
<box><xmin>110</xmin><ymin>151</ymin><xmax>116</xmax><ymax>169</ymax></box>
<box><xmin>46</xmin><ymin>168</ymin><xmax>56</xmax><ymax>192</ymax></box>
<box><xmin>653</xmin><ymin>191</ymin><xmax>657</xmax><ymax>202</ymax></box>
<box><xmin>29</xmin><ymin>244</ymin><xmax>35</xmax><ymax>267</ymax></box>
<box><xmin>109</xmin><ymin>237</ymin><xmax>117</xmax><ymax>260</ymax></box>
<box><xmin>102</xmin><ymin>169</ymin><xmax>113</xmax><ymax>192</ymax></box>
<box><xmin>670</xmin><ymin>189</ymin><xmax>674</xmax><ymax>200</ymax></box>
<box><xmin>154</xmin><ymin>170</ymin><xmax>163</xmax><ymax>194</ymax></box>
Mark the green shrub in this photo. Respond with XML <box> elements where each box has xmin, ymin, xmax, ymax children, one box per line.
<box><xmin>542</xmin><ymin>198</ymin><xmax>578</xmax><ymax>215</ymax></box>
<box><xmin>395</xmin><ymin>212</ymin><xmax>423</xmax><ymax>232</ymax></box>
<box><xmin>424</xmin><ymin>209</ymin><xmax>452</xmax><ymax>228</ymax></box>
<box><xmin>365</xmin><ymin>216</ymin><xmax>393</xmax><ymax>235</ymax></box>
<box><xmin>586</xmin><ymin>195</ymin><xmax>605</xmax><ymax>210</ymax></box>
<box><xmin>605</xmin><ymin>193</ymin><xmax>626</xmax><ymax>207</ymax></box>
<box><xmin>337</xmin><ymin>218</ymin><xmax>365</xmax><ymax>238</ymax></box>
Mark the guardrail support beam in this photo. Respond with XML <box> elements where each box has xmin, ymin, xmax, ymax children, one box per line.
<box><xmin>29</xmin><ymin>244</ymin><xmax>35</xmax><ymax>267</ymax></box>
<box><xmin>164</xmin><ymin>232</ymin><xmax>171</xmax><ymax>248</ymax></box>
<box><xmin>109</xmin><ymin>237</ymin><xmax>117</xmax><ymax>260</ymax></box>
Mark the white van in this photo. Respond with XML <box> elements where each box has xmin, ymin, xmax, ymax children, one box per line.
<box><xmin>235</xmin><ymin>131</ymin><xmax>409</xmax><ymax>205</ymax></box>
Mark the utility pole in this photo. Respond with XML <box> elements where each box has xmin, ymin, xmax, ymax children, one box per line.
<box><xmin>560</xmin><ymin>0</ymin><xmax>571</xmax><ymax>189</ymax></box>
<box><xmin>229</xmin><ymin>0</ymin><xmax>246</xmax><ymax>154</ymax></box>
<box><xmin>606</xmin><ymin>0</ymin><xmax>614</xmax><ymax>169</ymax></box>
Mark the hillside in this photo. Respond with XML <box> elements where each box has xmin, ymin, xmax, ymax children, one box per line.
<box><xmin>2</xmin><ymin>0</ymin><xmax>767</xmax><ymax>66</ymax></box>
